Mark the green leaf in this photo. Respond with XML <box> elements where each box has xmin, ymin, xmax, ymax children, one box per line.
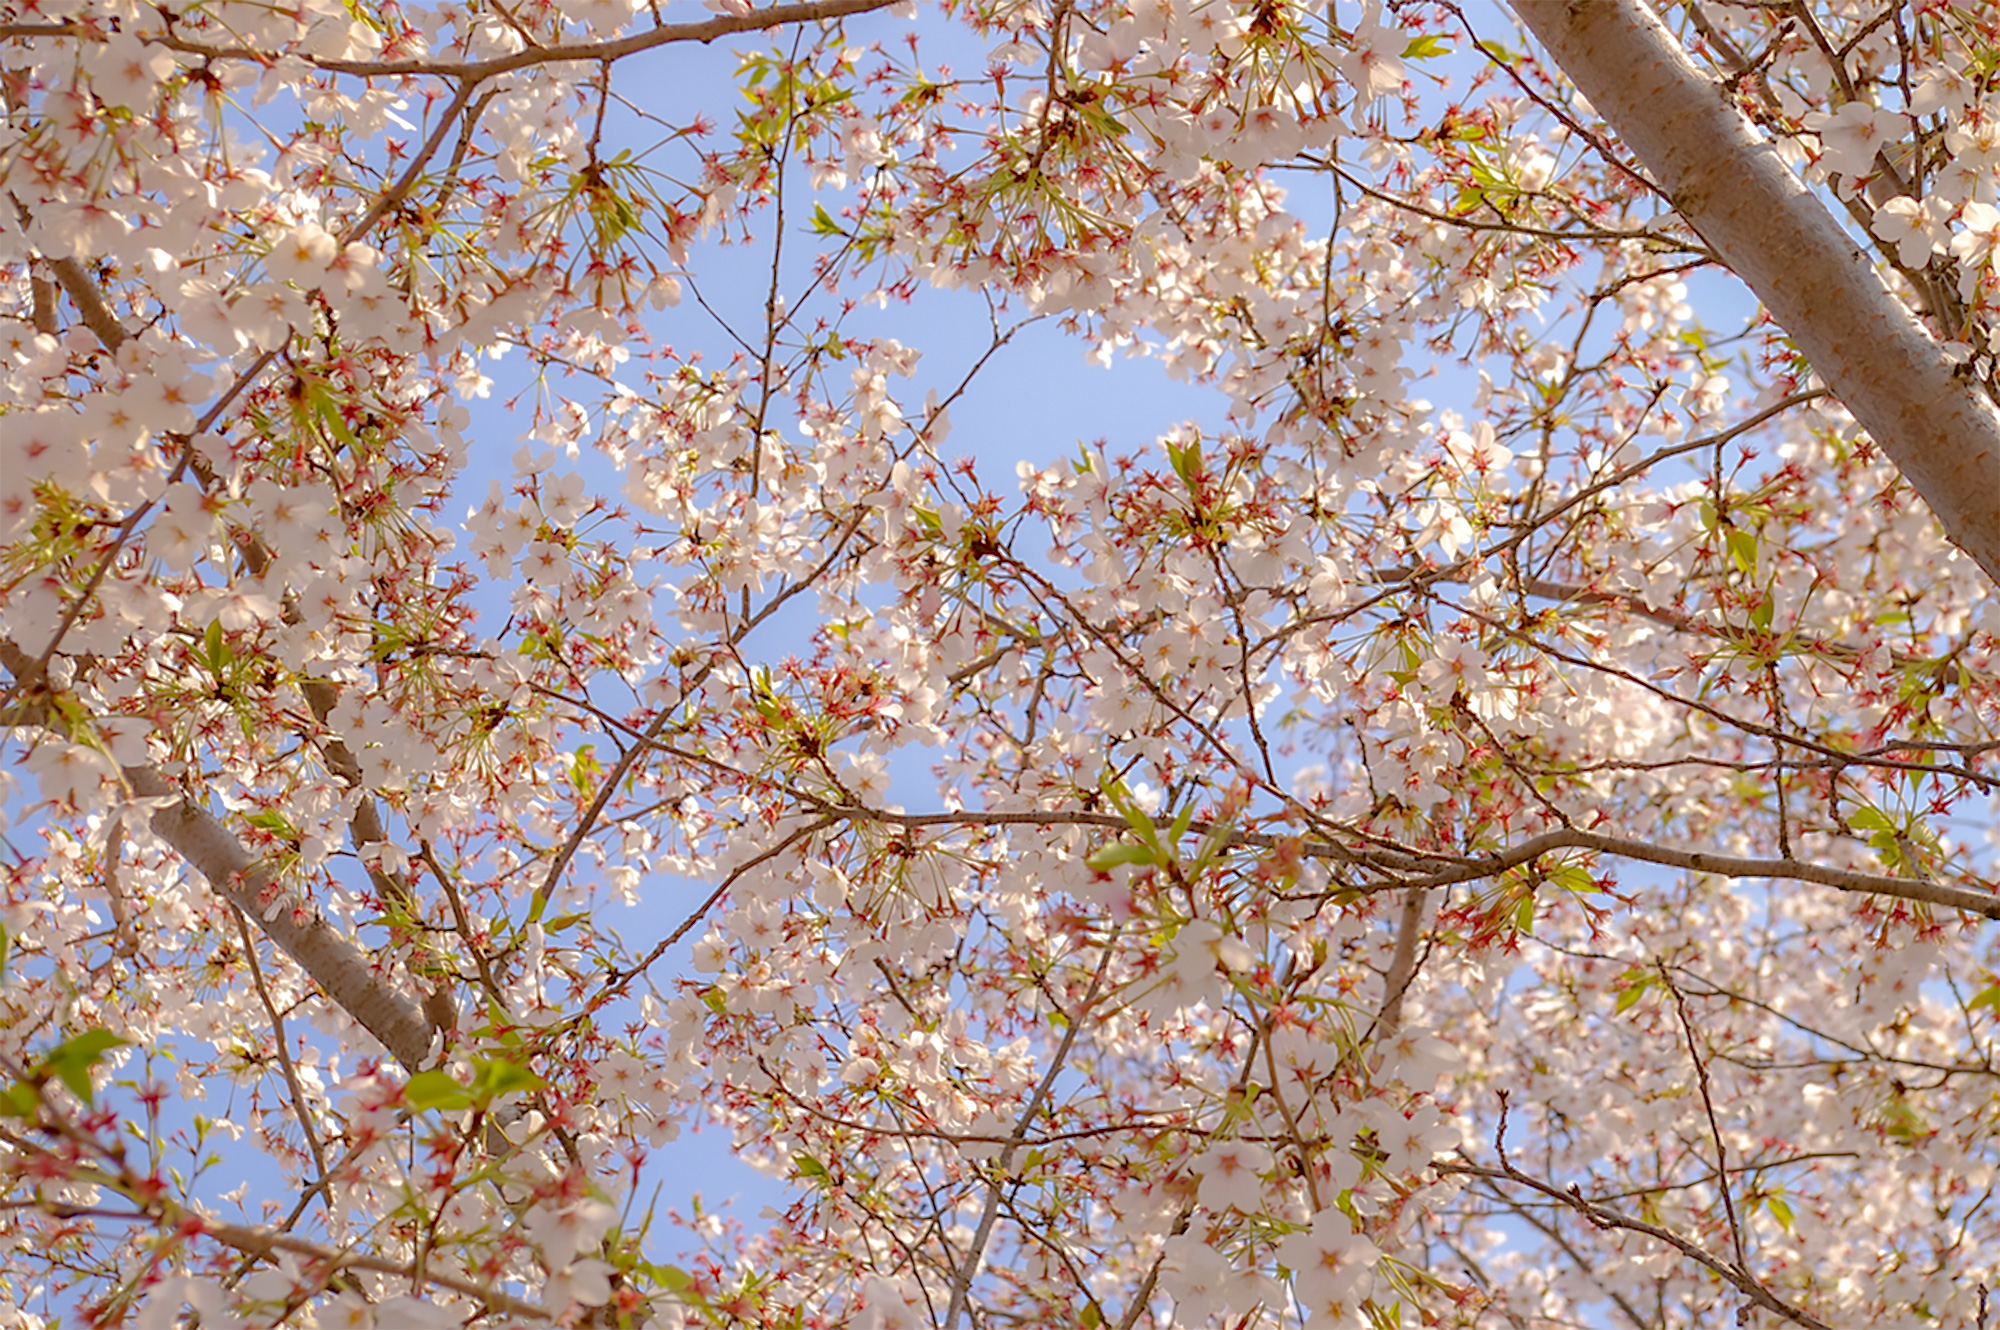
<box><xmin>403</xmin><ymin>1069</ymin><xmax>475</xmax><ymax>1112</ymax></box>
<box><xmin>1546</xmin><ymin>864</ymin><xmax>1597</xmax><ymax>895</ymax></box>
<box><xmin>795</xmin><ymin>1153</ymin><xmax>829</xmax><ymax>1180</ymax></box>
<box><xmin>1101</xmin><ymin>777</ymin><xmax>1165</xmax><ymax>854</ymax></box>
<box><xmin>1968</xmin><ymin>982</ymin><xmax>2000</xmax><ymax>1013</ymax></box>
<box><xmin>367</xmin><ymin>621</ymin><xmax>409</xmax><ymax>663</ymax></box>
<box><xmin>468</xmin><ymin>1056</ymin><xmax>545</xmax><ymax>1104</ymax></box>
<box><xmin>42</xmin><ymin>1029</ymin><xmax>127</xmax><ymax>1106</ymax></box>
<box><xmin>1765</xmin><ymin>1192</ymin><xmax>1795</xmax><ymax>1233</ymax></box>
<box><xmin>0</xmin><ymin>919</ymin><xmax>9</xmax><ymax>984</ymax></box>
<box><xmin>1613</xmin><ymin>970</ymin><xmax>1654</xmax><ymax>1015</ymax></box>
<box><xmin>1085</xmin><ymin>841</ymin><xmax>1158</xmax><ymax>872</ymax></box>
<box><xmin>1402</xmin><ymin>34</ymin><xmax>1451</xmax><ymax>59</ymax></box>
<box><xmin>1512</xmin><ymin>891</ymin><xmax>1535</xmax><ymax>933</ymax></box>
<box><xmin>244</xmin><ymin>809</ymin><xmax>299</xmax><ymax>841</ymax></box>
<box><xmin>1726</xmin><ymin>527</ymin><xmax>1758</xmax><ymax>575</ymax></box>
<box><xmin>204</xmin><ymin>620</ymin><xmax>230</xmax><ymax>675</ymax></box>
<box><xmin>0</xmin><ymin>1080</ymin><xmax>40</xmax><ymax>1118</ymax></box>
<box><xmin>898</xmin><ymin>76</ymin><xmax>943</xmax><ymax>108</ymax></box>
<box><xmin>1878</xmin><ymin>1095</ymin><xmax>1928</xmax><ymax>1142</ymax></box>
<box><xmin>1849</xmin><ymin>805</ymin><xmax>1894</xmax><ymax>833</ymax></box>
<box><xmin>1464</xmin><ymin>145</ymin><xmax>1504</xmax><ymax>190</ymax></box>
<box><xmin>569</xmin><ymin>743</ymin><xmax>602</xmax><ymax>794</ymax></box>
<box><xmin>809</xmin><ymin>203</ymin><xmax>845</xmax><ymax>237</ymax></box>
<box><xmin>313</xmin><ymin>390</ymin><xmax>361</xmax><ymax>451</ymax></box>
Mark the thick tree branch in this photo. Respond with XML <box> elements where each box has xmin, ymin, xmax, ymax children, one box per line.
<box><xmin>45</xmin><ymin>255</ymin><xmax>129</xmax><ymax>350</ymax></box>
<box><xmin>117</xmin><ymin>768</ymin><xmax>436</xmax><ymax>1069</ymax></box>
<box><xmin>811</xmin><ymin>803</ymin><xmax>2000</xmax><ymax>917</ymax></box>
<box><xmin>28</xmin><ymin>259</ymin><xmax>57</xmax><ymax>334</ymax></box>
<box><xmin>1376</xmin><ymin>886</ymin><xmax>1428</xmax><ymax>1036</ymax></box>
<box><xmin>1389</xmin><ymin>826</ymin><xmax>2000</xmax><ymax>917</ymax></box>
<box><xmin>4</xmin><ymin>0</ymin><xmax>904</xmax><ymax>81</ymax></box>
<box><xmin>5</xmin><ymin>197</ymin><xmax>130</xmax><ymax>350</ymax></box>
<box><xmin>1508</xmin><ymin>0</ymin><xmax>2000</xmax><ymax>586</ymax></box>
<box><xmin>0</xmin><ymin>642</ymin><xmax>435</xmax><ymax>1069</ymax></box>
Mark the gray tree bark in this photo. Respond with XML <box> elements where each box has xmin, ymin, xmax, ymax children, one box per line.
<box><xmin>0</xmin><ymin>641</ymin><xmax>436</xmax><ymax>1069</ymax></box>
<box><xmin>1506</xmin><ymin>0</ymin><xmax>2000</xmax><ymax>587</ymax></box>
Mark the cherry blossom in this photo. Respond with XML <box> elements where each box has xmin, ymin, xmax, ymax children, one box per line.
<box><xmin>1803</xmin><ymin>99</ymin><xmax>1897</xmax><ymax>184</ymax></box>
<box><xmin>4</xmin><ymin>1</ymin><xmax>2000</xmax><ymax>1328</ymax></box>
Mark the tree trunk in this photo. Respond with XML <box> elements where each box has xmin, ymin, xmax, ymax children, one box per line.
<box><xmin>1507</xmin><ymin>0</ymin><xmax>2000</xmax><ymax>587</ymax></box>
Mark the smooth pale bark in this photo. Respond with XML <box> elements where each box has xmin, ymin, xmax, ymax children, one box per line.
<box><xmin>0</xmin><ymin>640</ymin><xmax>436</xmax><ymax>1069</ymax></box>
<box><xmin>0</xmin><ymin>232</ymin><xmax>451</xmax><ymax>1068</ymax></box>
<box><xmin>1507</xmin><ymin>0</ymin><xmax>2000</xmax><ymax>588</ymax></box>
<box><xmin>123</xmin><ymin>766</ymin><xmax>438</xmax><ymax>1069</ymax></box>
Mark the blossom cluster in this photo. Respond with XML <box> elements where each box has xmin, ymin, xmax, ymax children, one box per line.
<box><xmin>2</xmin><ymin>1</ymin><xmax>2000</xmax><ymax>1328</ymax></box>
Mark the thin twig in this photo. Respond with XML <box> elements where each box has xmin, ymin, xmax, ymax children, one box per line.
<box><xmin>229</xmin><ymin>905</ymin><xmax>330</xmax><ymax>1187</ymax></box>
<box><xmin>1435</xmin><ymin>1160</ymin><xmax>1833</xmax><ymax>1329</ymax></box>
<box><xmin>1666</xmin><ymin>968</ymin><xmax>1749</xmax><ymax>1273</ymax></box>
<box><xmin>944</xmin><ymin>934</ymin><xmax>1120</xmax><ymax>1330</ymax></box>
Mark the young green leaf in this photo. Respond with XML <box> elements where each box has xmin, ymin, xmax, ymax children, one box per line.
<box><xmin>403</xmin><ymin>1070</ymin><xmax>474</xmax><ymax>1112</ymax></box>
<box><xmin>41</xmin><ymin>1029</ymin><xmax>128</xmax><ymax>1106</ymax></box>
<box><xmin>1085</xmin><ymin>841</ymin><xmax>1158</xmax><ymax>872</ymax></box>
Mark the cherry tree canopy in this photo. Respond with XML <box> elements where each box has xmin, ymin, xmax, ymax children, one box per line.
<box><xmin>5</xmin><ymin>0</ymin><xmax>2000</xmax><ymax>1326</ymax></box>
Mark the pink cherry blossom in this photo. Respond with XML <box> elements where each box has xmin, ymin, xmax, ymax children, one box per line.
<box><xmin>4</xmin><ymin>4</ymin><xmax>2000</xmax><ymax>1329</ymax></box>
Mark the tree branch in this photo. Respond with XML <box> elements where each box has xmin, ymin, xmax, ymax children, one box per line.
<box><xmin>943</xmin><ymin>933</ymin><xmax>1119</xmax><ymax>1330</ymax></box>
<box><xmin>122</xmin><ymin>766</ymin><xmax>436</xmax><ymax>1069</ymax></box>
<box><xmin>1376</xmin><ymin>887</ymin><xmax>1428</xmax><ymax>1036</ymax></box>
<box><xmin>808</xmin><ymin>802</ymin><xmax>2000</xmax><ymax>918</ymax></box>
<box><xmin>21</xmin><ymin>0</ymin><xmax>908</xmax><ymax>82</ymax></box>
<box><xmin>1508</xmin><ymin>0</ymin><xmax>2000</xmax><ymax>586</ymax></box>
<box><xmin>230</xmin><ymin>903</ymin><xmax>331</xmax><ymax>1185</ymax></box>
<box><xmin>1437</xmin><ymin>1159</ymin><xmax>1833</xmax><ymax>1329</ymax></box>
<box><xmin>0</xmin><ymin>641</ymin><xmax>436</xmax><ymax>1069</ymax></box>
<box><xmin>45</xmin><ymin>255</ymin><xmax>129</xmax><ymax>350</ymax></box>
